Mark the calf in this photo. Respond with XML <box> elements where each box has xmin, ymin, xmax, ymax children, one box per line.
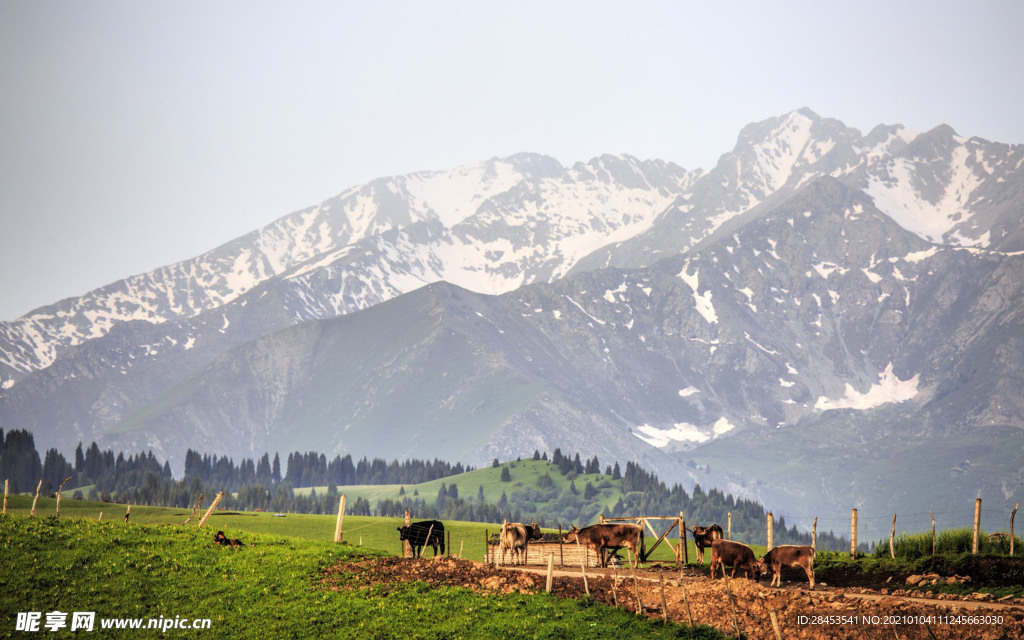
<box><xmin>499</xmin><ymin>521</ymin><xmax>543</xmax><ymax>565</ymax></box>
<box><xmin>690</xmin><ymin>523</ymin><xmax>724</xmax><ymax>564</ymax></box>
<box><xmin>564</xmin><ymin>523</ymin><xmax>645</xmax><ymax>568</ymax></box>
<box><xmin>397</xmin><ymin>520</ymin><xmax>446</xmax><ymax>558</ymax></box>
<box><xmin>756</xmin><ymin>545</ymin><xmax>816</xmax><ymax>588</ymax></box>
<box><xmin>709</xmin><ymin>538</ymin><xmax>757</xmax><ymax>579</ymax></box>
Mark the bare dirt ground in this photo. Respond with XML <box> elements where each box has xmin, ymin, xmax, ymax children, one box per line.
<box><xmin>321</xmin><ymin>556</ymin><xmax>1024</xmax><ymax>639</ymax></box>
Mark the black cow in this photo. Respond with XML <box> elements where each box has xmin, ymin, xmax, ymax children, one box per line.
<box><xmin>397</xmin><ymin>520</ymin><xmax>446</xmax><ymax>558</ymax></box>
<box><xmin>214</xmin><ymin>530</ymin><xmax>245</xmax><ymax>548</ymax></box>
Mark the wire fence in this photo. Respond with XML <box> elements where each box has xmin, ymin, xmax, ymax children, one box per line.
<box><xmin>770</xmin><ymin>499</ymin><xmax>1021</xmax><ymax>557</ymax></box>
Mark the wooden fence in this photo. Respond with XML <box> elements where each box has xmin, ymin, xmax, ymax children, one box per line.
<box><xmin>486</xmin><ymin>514</ymin><xmax>691</xmax><ymax>567</ymax></box>
<box><xmin>485</xmin><ymin>532</ymin><xmax>604</xmax><ymax>567</ymax></box>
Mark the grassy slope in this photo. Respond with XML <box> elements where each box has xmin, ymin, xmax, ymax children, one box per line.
<box><xmin>295</xmin><ymin>459</ymin><xmax>625</xmax><ymax>519</ymax></box>
<box><xmin>0</xmin><ymin>513</ymin><xmax>727</xmax><ymax>639</ymax></box>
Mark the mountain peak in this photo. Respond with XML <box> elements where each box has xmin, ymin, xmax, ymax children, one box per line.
<box><xmin>899</xmin><ymin>123</ymin><xmax>962</xmax><ymax>161</ymax></box>
<box><xmin>794</xmin><ymin>106</ymin><xmax>821</xmax><ymax>120</ymax></box>
<box><xmin>496</xmin><ymin>153</ymin><xmax>564</xmax><ymax>179</ymax></box>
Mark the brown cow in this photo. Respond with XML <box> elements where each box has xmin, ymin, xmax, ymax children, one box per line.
<box><xmin>499</xmin><ymin>521</ymin><xmax>543</xmax><ymax>565</ymax></box>
<box><xmin>690</xmin><ymin>523</ymin><xmax>724</xmax><ymax>564</ymax></box>
<box><xmin>709</xmin><ymin>538</ymin><xmax>757</xmax><ymax>579</ymax></box>
<box><xmin>756</xmin><ymin>545</ymin><xmax>816</xmax><ymax>588</ymax></box>
<box><xmin>564</xmin><ymin>523</ymin><xmax>645</xmax><ymax>568</ymax></box>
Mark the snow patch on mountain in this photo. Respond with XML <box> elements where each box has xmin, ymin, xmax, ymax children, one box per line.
<box><xmin>813</xmin><ymin>363</ymin><xmax>920</xmax><ymax>411</ymax></box>
<box><xmin>864</xmin><ymin>145</ymin><xmax>989</xmax><ymax>247</ymax></box>
<box><xmin>633</xmin><ymin>416</ymin><xmax>735</xmax><ymax>448</ymax></box>
<box><xmin>634</xmin><ymin>422</ymin><xmax>709</xmax><ymax>446</ymax></box>
<box><xmin>678</xmin><ymin>262</ymin><xmax>717</xmax><ymax>324</ymax></box>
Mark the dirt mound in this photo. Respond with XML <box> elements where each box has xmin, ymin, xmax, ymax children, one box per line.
<box><xmin>322</xmin><ymin>556</ymin><xmax>548</xmax><ymax>595</ymax></box>
<box><xmin>322</xmin><ymin>556</ymin><xmax>1024</xmax><ymax>640</ymax></box>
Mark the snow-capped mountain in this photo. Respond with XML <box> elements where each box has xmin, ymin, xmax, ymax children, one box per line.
<box><xmin>0</xmin><ymin>153</ymin><xmax>697</xmax><ymax>389</ymax></box>
<box><xmin>2</xmin><ymin>108</ymin><xmax>1022</xmax><ymax>524</ymax></box>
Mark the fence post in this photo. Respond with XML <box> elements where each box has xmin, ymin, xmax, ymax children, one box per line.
<box><xmin>1011</xmin><ymin>503</ymin><xmax>1019</xmax><ymax>557</ymax></box>
<box><xmin>558</xmin><ymin>524</ymin><xmax>564</xmax><ymax>567</ymax></box>
<box><xmin>889</xmin><ymin>514</ymin><xmax>897</xmax><ymax>559</ymax></box>
<box><xmin>766</xmin><ymin>512</ymin><xmax>773</xmax><ymax>550</ymax></box>
<box><xmin>680</xmin><ymin>511</ymin><xmax>688</xmax><ymax>564</ymax></box>
<box><xmin>333</xmin><ymin>495</ymin><xmax>346</xmax><ymax>543</ymax></box>
<box><xmin>658</xmin><ymin>571</ymin><xmax>669</xmax><ymax>624</ymax></box>
<box><xmin>576</xmin><ymin>539</ymin><xmax>590</xmax><ymax>596</ymax></box>
<box><xmin>972</xmin><ymin>498</ymin><xmax>981</xmax><ymax>554</ymax></box>
<box><xmin>30</xmin><ymin>479</ymin><xmax>42</xmax><ymax>516</ymax></box>
<box><xmin>55</xmin><ymin>476</ymin><xmax>73</xmax><ymax>518</ymax></box>
<box><xmin>183</xmin><ymin>493</ymin><xmax>203</xmax><ymax>526</ymax></box>
<box><xmin>197</xmin><ymin>491</ymin><xmax>224</xmax><ymax>527</ymax></box>
<box><xmin>3</xmin><ymin>479</ymin><xmax>7</xmax><ymax>514</ymax></box>
<box><xmin>721</xmin><ymin>563</ymin><xmax>743</xmax><ymax>637</ymax></box>
<box><xmin>769</xmin><ymin>611</ymin><xmax>783</xmax><ymax>640</ymax></box>
<box><xmin>930</xmin><ymin>512</ymin><xmax>936</xmax><ymax>557</ymax></box>
<box><xmin>812</xmin><ymin>516</ymin><xmax>817</xmax><ymax>550</ymax></box>
<box><xmin>404</xmin><ymin>510</ymin><xmax>412</xmax><ymax>558</ymax></box>
<box><xmin>727</xmin><ymin>512</ymin><xmax>732</xmax><ymax>540</ymax></box>
<box><xmin>850</xmin><ymin>509</ymin><xmax>858</xmax><ymax>560</ymax></box>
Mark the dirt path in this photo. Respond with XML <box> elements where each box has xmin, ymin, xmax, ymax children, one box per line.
<box><xmin>506</xmin><ymin>563</ymin><xmax>1024</xmax><ymax>612</ymax></box>
<box><xmin>323</xmin><ymin>556</ymin><xmax>1024</xmax><ymax>640</ymax></box>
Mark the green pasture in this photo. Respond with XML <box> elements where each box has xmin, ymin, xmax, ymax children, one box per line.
<box><xmin>0</xmin><ymin>511</ymin><xmax>728</xmax><ymax>639</ymax></box>
<box><xmin>4</xmin><ymin>494</ymin><xmax>738</xmax><ymax>566</ymax></box>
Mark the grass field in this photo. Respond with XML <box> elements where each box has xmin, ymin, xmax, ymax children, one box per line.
<box><xmin>0</xmin><ymin>504</ymin><xmax>728</xmax><ymax>639</ymax></box>
<box><xmin>3</xmin><ymin>494</ymin><xmax>725</xmax><ymax>565</ymax></box>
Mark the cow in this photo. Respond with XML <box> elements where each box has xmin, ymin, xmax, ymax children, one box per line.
<box><xmin>500</xmin><ymin>521</ymin><xmax>543</xmax><ymax>565</ymax></box>
<box><xmin>756</xmin><ymin>545</ymin><xmax>816</xmax><ymax>588</ymax></box>
<box><xmin>690</xmin><ymin>523</ymin><xmax>724</xmax><ymax>564</ymax></box>
<box><xmin>397</xmin><ymin>520</ymin><xmax>445</xmax><ymax>558</ymax></box>
<box><xmin>709</xmin><ymin>538</ymin><xmax>758</xmax><ymax>580</ymax></box>
<box><xmin>564</xmin><ymin>523</ymin><xmax>645</xmax><ymax>568</ymax></box>
<box><xmin>213</xmin><ymin>530</ymin><xmax>245</xmax><ymax>548</ymax></box>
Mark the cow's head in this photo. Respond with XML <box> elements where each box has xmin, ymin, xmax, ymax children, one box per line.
<box><xmin>397</xmin><ymin>526</ymin><xmax>409</xmax><ymax>541</ymax></box>
<box><xmin>752</xmin><ymin>559</ymin><xmax>768</xmax><ymax>579</ymax></box>
<box><xmin>563</xmin><ymin>526</ymin><xmax>579</xmax><ymax>543</ymax></box>
<box><xmin>528</xmin><ymin>523</ymin><xmax>543</xmax><ymax>539</ymax></box>
<box><xmin>690</xmin><ymin>525</ymin><xmax>706</xmax><ymax>535</ymax></box>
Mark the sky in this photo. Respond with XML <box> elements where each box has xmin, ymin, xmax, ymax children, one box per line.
<box><xmin>1</xmin><ymin>1</ymin><xmax>1022</xmax><ymax>322</ymax></box>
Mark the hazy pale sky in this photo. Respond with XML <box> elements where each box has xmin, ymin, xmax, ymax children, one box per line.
<box><xmin>2</xmin><ymin>0</ymin><xmax>1022</xmax><ymax>321</ymax></box>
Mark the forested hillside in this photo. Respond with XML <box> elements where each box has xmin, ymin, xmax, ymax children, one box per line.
<box><xmin>0</xmin><ymin>428</ymin><xmax>848</xmax><ymax>549</ymax></box>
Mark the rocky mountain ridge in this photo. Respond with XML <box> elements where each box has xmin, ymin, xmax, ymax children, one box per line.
<box><xmin>2</xmin><ymin>108</ymin><xmax>1022</xmax><ymax>524</ymax></box>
